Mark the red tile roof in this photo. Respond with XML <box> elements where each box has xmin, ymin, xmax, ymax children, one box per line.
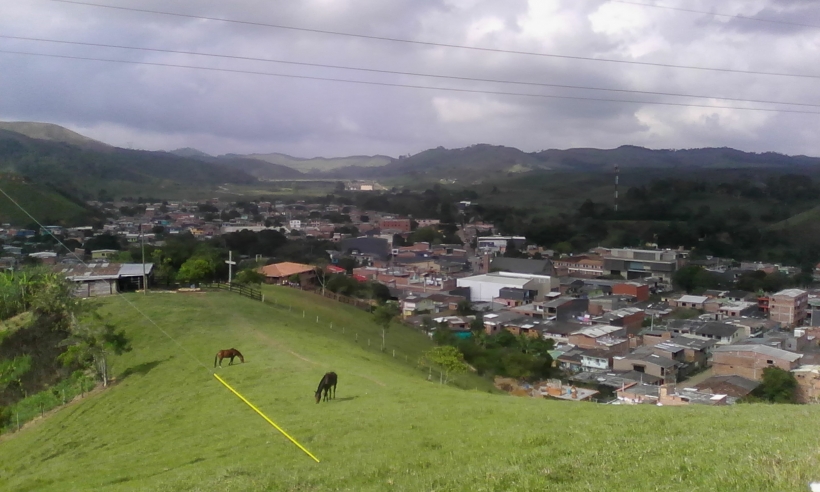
<box><xmin>259</xmin><ymin>262</ymin><xmax>315</xmax><ymax>278</ymax></box>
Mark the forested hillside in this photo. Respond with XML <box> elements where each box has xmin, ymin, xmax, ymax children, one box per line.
<box><xmin>0</xmin><ymin>129</ymin><xmax>257</xmax><ymax>202</ymax></box>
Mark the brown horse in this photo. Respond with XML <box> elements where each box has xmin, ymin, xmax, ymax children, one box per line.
<box><xmin>214</xmin><ymin>348</ymin><xmax>245</xmax><ymax>368</ymax></box>
<box><xmin>315</xmin><ymin>372</ymin><xmax>337</xmax><ymax>403</ymax></box>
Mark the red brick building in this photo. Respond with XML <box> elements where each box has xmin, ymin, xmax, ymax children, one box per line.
<box><xmin>612</xmin><ymin>282</ymin><xmax>650</xmax><ymax>302</ymax></box>
<box><xmin>712</xmin><ymin>344</ymin><xmax>802</xmax><ymax>380</ymax></box>
<box><xmin>378</xmin><ymin>218</ymin><xmax>412</xmax><ymax>232</ymax></box>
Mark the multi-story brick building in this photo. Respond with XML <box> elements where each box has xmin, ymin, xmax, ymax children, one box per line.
<box><xmin>612</xmin><ymin>282</ymin><xmax>650</xmax><ymax>302</ymax></box>
<box><xmin>553</xmin><ymin>255</ymin><xmax>604</xmax><ymax>277</ymax></box>
<box><xmin>769</xmin><ymin>288</ymin><xmax>808</xmax><ymax>328</ymax></box>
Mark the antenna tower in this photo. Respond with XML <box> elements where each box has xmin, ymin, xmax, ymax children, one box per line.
<box><xmin>614</xmin><ymin>164</ymin><xmax>620</xmax><ymax>212</ymax></box>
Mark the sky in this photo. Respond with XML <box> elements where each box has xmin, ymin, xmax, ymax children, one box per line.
<box><xmin>1</xmin><ymin>0</ymin><xmax>819</xmax><ymax>158</ymax></box>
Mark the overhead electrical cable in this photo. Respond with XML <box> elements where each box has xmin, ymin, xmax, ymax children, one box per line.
<box><xmin>41</xmin><ymin>0</ymin><xmax>820</xmax><ymax>80</ymax></box>
<box><xmin>2</xmin><ymin>49</ymin><xmax>819</xmax><ymax>115</ymax></box>
<box><xmin>3</xmin><ymin>34</ymin><xmax>818</xmax><ymax>108</ymax></box>
<box><xmin>610</xmin><ymin>1</ymin><xmax>820</xmax><ymax>30</ymax></box>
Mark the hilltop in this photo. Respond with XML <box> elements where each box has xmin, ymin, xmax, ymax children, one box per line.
<box><xmin>1</xmin><ymin>288</ymin><xmax>818</xmax><ymax>491</ymax></box>
<box><xmin>0</xmin><ymin>121</ymin><xmax>111</xmax><ymax>150</ymax></box>
<box><xmin>0</xmin><ymin>126</ymin><xmax>258</xmax><ymax>206</ymax></box>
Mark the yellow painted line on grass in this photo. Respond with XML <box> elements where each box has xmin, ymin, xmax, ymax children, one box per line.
<box><xmin>212</xmin><ymin>373</ymin><xmax>320</xmax><ymax>463</ymax></box>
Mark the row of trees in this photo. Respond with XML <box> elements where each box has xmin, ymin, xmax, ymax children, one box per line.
<box><xmin>673</xmin><ymin>265</ymin><xmax>813</xmax><ymax>294</ymax></box>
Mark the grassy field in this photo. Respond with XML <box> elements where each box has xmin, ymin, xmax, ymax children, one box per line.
<box><xmin>1</xmin><ymin>289</ymin><xmax>820</xmax><ymax>491</ymax></box>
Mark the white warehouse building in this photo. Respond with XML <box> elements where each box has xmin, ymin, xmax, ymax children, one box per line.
<box><xmin>456</xmin><ymin>272</ymin><xmax>560</xmax><ymax>303</ymax></box>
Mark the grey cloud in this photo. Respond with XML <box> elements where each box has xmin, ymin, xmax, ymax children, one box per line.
<box><xmin>1</xmin><ymin>0</ymin><xmax>819</xmax><ymax>158</ymax></box>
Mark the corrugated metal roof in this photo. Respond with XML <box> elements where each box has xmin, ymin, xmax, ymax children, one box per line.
<box><xmin>713</xmin><ymin>344</ymin><xmax>802</xmax><ymax>362</ymax></box>
<box><xmin>118</xmin><ymin>263</ymin><xmax>155</xmax><ymax>277</ymax></box>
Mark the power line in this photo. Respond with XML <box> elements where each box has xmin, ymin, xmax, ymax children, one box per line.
<box><xmin>41</xmin><ymin>0</ymin><xmax>820</xmax><ymax>80</ymax></box>
<box><xmin>3</xmin><ymin>49</ymin><xmax>820</xmax><ymax>115</ymax></box>
<box><xmin>3</xmin><ymin>34</ymin><xmax>819</xmax><ymax>108</ymax></box>
<box><xmin>611</xmin><ymin>1</ymin><xmax>820</xmax><ymax>30</ymax></box>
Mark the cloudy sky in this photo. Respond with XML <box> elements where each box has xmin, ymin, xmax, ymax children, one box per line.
<box><xmin>1</xmin><ymin>0</ymin><xmax>819</xmax><ymax>157</ymax></box>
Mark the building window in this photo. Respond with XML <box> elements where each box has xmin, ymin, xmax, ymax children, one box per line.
<box><xmin>767</xmin><ymin>360</ymin><xmax>774</xmax><ymax>365</ymax></box>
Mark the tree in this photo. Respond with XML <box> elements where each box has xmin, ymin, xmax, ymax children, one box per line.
<box><xmin>456</xmin><ymin>300</ymin><xmax>474</xmax><ymax>316</ymax></box>
<box><xmin>369</xmin><ymin>282</ymin><xmax>392</xmax><ymax>303</ymax></box>
<box><xmin>312</xmin><ymin>260</ymin><xmax>330</xmax><ymax>295</ymax></box>
<box><xmin>373</xmin><ymin>302</ymin><xmax>400</xmax><ymax>351</ymax></box>
<box><xmin>177</xmin><ymin>258</ymin><xmax>212</xmax><ymax>285</ymax></box>
<box><xmin>233</xmin><ymin>269</ymin><xmax>265</xmax><ymax>285</ymax></box>
<box><xmin>673</xmin><ymin>265</ymin><xmax>702</xmax><ymax>293</ymax></box>
<box><xmin>750</xmin><ymin>367</ymin><xmax>798</xmax><ymax>403</ymax></box>
<box><xmin>83</xmin><ymin>233</ymin><xmax>122</xmax><ymax>253</ymax></box>
<box><xmin>59</xmin><ymin>314</ymin><xmax>132</xmax><ymax>387</ymax></box>
<box><xmin>503</xmin><ymin>239</ymin><xmax>523</xmax><ymax>258</ymax></box>
<box><xmin>420</xmin><ymin>346</ymin><xmax>467</xmax><ymax>384</ymax></box>
<box><xmin>420</xmin><ymin>316</ymin><xmax>435</xmax><ymax>333</ymax></box>
<box><xmin>113</xmin><ymin>251</ymin><xmax>133</xmax><ymax>262</ymax></box>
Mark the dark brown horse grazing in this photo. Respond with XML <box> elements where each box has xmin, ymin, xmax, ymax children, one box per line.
<box><xmin>214</xmin><ymin>348</ymin><xmax>245</xmax><ymax>368</ymax></box>
<box><xmin>315</xmin><ymin>372</ymin><xmax>337</xmax><ymax>403</ymax></box>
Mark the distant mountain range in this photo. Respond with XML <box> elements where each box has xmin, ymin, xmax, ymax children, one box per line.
<box><xmin>2</xmin><ymin>120</ymin><xmax>819</xmax><ymax>201</ymax></box>
<box><xmin>177</xmin><ymin>143</ymin><xmax>820</xmax><ymax>181</ymax></box>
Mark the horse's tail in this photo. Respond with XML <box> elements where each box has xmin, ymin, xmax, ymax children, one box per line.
<box><xmin>214</xmin><ymin>352</ymin><xmax>219</xmax><ymax>368</ymax></box>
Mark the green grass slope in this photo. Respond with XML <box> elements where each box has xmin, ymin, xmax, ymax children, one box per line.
<box><xmin>768</xmin><ymin>205</ymin><xmax>820</xmax><ymax>231</ymax></box>
<box><xmin>0</xmin><ymin>174</ymin><xmax>102</xmax><ymax>226</ymax></box>
<box><xmin>1</xmin><ymin>290</ymin><xmax>820</xmax><ymax>491</ymax></box>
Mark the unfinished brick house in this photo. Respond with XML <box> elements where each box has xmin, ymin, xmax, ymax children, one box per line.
<box><xmin>711</xmin><ymin>344</ymin><xmax>802</xmax><ymax>381</ymax></box>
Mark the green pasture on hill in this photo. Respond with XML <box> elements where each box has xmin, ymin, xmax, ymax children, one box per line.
<box><xmin>1</xmin><ymin>289</ymin><xmax>820</xmax><ymax>491</ymax></box>
<box><xmin>0</xmin><ymin>175</ymin><xmax>94</xmax><ymax>226</ymax></box>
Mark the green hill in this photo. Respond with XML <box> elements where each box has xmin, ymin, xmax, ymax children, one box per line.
<box><xmin>333</xmin><ymin>145</ymin><xmax>820</xmax><ymax>181</ymax></box>
<box><xmin>1</xmin><ymin>288</ymin><xmax>819</xmax><ymax>491</ymax></box>
<box><xmin>0</xmin><ymin>173</ymin><xmax>104</xmax><ymax>226</ymax></box>
<box><xmin>0</xmin><ymin>121</ymin><xmax>111</xmax><ymax>150</ymax></box>
<box><xmin>0</xmin><ymin>128</ymin><xmax>257</xmax><ymax>201</ymax></box>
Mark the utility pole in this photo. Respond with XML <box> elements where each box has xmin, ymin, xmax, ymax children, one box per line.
<box><xmin>225</xmin><ymin>250</ymin><xmax>236</xmax><ymax>284</ymax></box>
<box><xmin>141</xmin><ymin>221</ymin><xmax>147</xmax><ymax>295</ymax></box>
